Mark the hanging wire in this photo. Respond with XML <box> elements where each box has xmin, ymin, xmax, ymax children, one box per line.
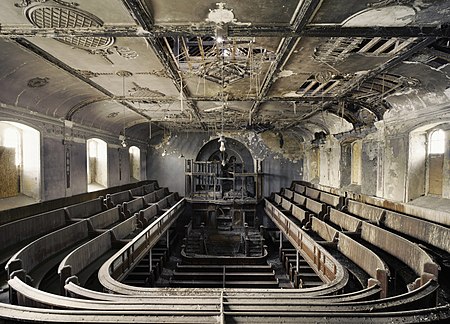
<box><xmin>122</xmin><ymin>75</ymin><xmax>126</xmax><ymax>147</ymax></box>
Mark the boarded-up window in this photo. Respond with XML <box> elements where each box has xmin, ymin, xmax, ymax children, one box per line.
<box><xmin>0</xmin><ymin>147</ymin><xmax>19</xmax><ymax>198</ymax></box>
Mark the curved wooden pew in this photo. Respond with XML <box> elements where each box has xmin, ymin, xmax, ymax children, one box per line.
<box><xmin>98</xmin><ymin>199</ymin><xmax>186</xmax><ymax>294</ymax></box>
<box><xmin>110</xmin><ymin>214</ymin><xmax>140</xmax><ymax>242</ymax></box>
<box><xmin>311</xmin><ymin>217</ymin><xmax>390</xmax><ymax>297</ymax></box>
<box><xmin>5</xmin><ymin>220</ymin><xmax>91</xmax><ymax>292</ymax></box>
<box><xmin>383</xmin><ymin>210</ymin><xmax>450</xmax><ymax>253</ymax></box>
<box><xmin>105</xmin><ymin>190</ymin><xmax>133</xmax><ymax>208</ymax></box>
<box><xmin>326</xmin><ymin>206</ymin><xmax>439</xmax><ymax>289</ymax></box>
<box><xmin>8</xmin><ymin>276</ymin><xmax>220</xmax><ymax>312</ymax></box>
<box><xmin>6</xmin><ymin>275</ymin><xmax>440</xmax><ymax>315</ymax></box>
<box><xmin>122</xmin><ymin>197</ymin><xmax>145</xmax><ymax>218</ymax></box>
<box><xmin>64</xmin><ymin>196</ymin><xmax>107</xmax><ymax>220</ymax></box>
<box><xmin>58</xmin><ymin>231</ymin><xmax>113</xmax><ymax>294</ymax></box>
<box><xmin>138</xmin><ymin>204</ymin><xmax>159</xmax><ymax>227</ymax></box>
<box><xmin>0</xmin><ymin>208</ymin><xmax>68</xmax><ymax>266</ymax></box>
<box><xmin>88</xmin><ymin>205</ymin><xmax>123</xmax><ymax>231</ymax></box>
<box><xmin>1</xmin><ymin>302</ymin><xmax>448</xmax><ymax>324</ymax></box>
<box><xmin>360</xmin><ymin>221</ymin><xmax>438</xmax><ymax>289</ymax></box>
<box><xmin>264</xmin><ymin>199</ymin><xmax>348</xmax><ymax>295</ymax></box>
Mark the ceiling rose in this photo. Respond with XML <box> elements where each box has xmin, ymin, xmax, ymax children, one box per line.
<box><xmin>25</xmin><ymin>2</ymin><xmax>114</xmax><ymax>50</ymax></box>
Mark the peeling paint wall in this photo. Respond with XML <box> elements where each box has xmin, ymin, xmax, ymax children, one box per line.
<box><xmin>340</xmin><ymin>142</ymin><xmax>352</xmax><ymax>187</ymax></box>
<box><xmin>361</xmin><ymin>139</ymin><xmax>378</xmax><ymax>197</ymax></box>
<box><xmin>383</xmin><ymin>136</ymin><xmax>408</xmax><ymax>202</ymax></box>
<box><xmin>70</xmin><ymin>142</ymin><xmax>88</xmax><ymax>196</ymax></box>
<box><xmin>319</xmin><ymin>136</ymin><xmax>341</xmax><ymax>188</ymax></box>
<box><xmin>293</xmin><ymin>102</ymin><xmax>450</xmax><ymax>204</ymax></box>
<box><xmin>43</xmin><ymin>137</ymin><xmax>66</xmax><ymax>201</ymax></box>
<box><xmin>407</xmin><ymin>132</ymin><xmax>426</xmax><ymax>201</ymax></box>
<box><xmin>443</xmin><ymin>129</ymin><xmax>450</xmax><ymax>199</ymax></box>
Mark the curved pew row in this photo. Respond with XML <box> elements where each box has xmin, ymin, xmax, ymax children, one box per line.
<box><xmin>98</xmin><ymin>198</ymin><xmax>185</xmax><ymax>294</ymax></box>
<box><xmin>1</xmin><ymin>303</ymin><xmax>449</xmax><ymax>324</ymax></box>
<box><xmin>64</xmin><ymin>196</ymin><xmax>107</xmax><ymax>220</ymax></box>
<box><xmin>290</xmin><ymin>181</ymin><xmax>450</xmax><ymax>264</ymax></box>
<box><xmin>59</xmin><ymin>195</ymin><xmax>180</xmax><ymax>294</ymax></box>
<box><xmin>289</xmin><ymin>184</ymin><xmax>344</xmax><ymax>210</ymax></box>
<box><xmin>0</xmin><ymin>303</ymin><xmax>221</xmax><ymax>324</ymax></box>
<box><xmin>5</xmin><ymin>220</ymin><xmax>91</xmax><ymax>294</ymax></box>
<box><xmin>6</xmin><ymin>274</ymin><xmax>439</xmax><ymax>313</ymax></box>
<box><xmin>266</xmin><ymin>198</ymin><xmax>439</xmax><ymax>303</ymax></box>
<box><xmin>294</xmin><ymin>179</ymin><xmax>450</xmax><ymax>228</ymax></box>
<box><xmin>311</xmin><ymin>217</ymin><xmax>390</xmax><ymax>297</ymax></box>
<box><xmin>99</xmin><ymin>198</ymin><xmax>346</xmax><ymax>297</ymax></box>
<box><xmin>0</xmin><ymin>182</ymin><xmax>155</xmax><ymax>268</ymax></box>
<box><xmin>8</xmin><ymin>276</ymin><xmax>221</xmax><ymax>312</ymax></box>
<box><xmin>264</xmin><ymin>199</ymin><xmax>349</xmax><ymax>296</ymax></box>
<box><xmin>65</xmin><ymin>279</ymin><xmax>382</xmax><ymax>302</ymax></box>
<box><xmin>0</xmin><ymin>208</ymin><xmax>68</xmax><ymax>267</ymax></box>
<box><xmin>330</xmin><ymin>203</ymin><xmax>442</xmax><ymax>286</ymax></box>
<box><xmin>5</xmin><ymin>203</ymin><xmax>137</xmax><ymax>294</ymax></box>
<box><xmin>345</xmin><ymin>199</ymin><xmax>450</xmax><ymax>254</ymax></box>
<box><xmin>129</xmin><ymin>181</ymin><xmax>158</xmax><ymax>197</ymax></box>
<box><xmin>331</xmin><ymin>207</ymin><xmax>442</xmax><ymax>285</ymax></box>
<box><xmin>221</xmin><ymin>279</ymin><xmax>439</xmax><ymax>312</ymax></box>
<box><xmin>273</xmin><ymin>193</ymin><xmax>324</xmax><ymax>226</ymax></box>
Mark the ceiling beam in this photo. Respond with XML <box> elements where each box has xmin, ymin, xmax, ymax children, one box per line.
<box><xmin>338</xmin><ymin>37</ymin><xmax>438</xmax><ymax>98</ymax></box>
<box><xmin>1</xmin><ymin>24</ymin><xmax>447</xmax><ymax>38</ymax></box>
<box><xmin>249</xmin><ymin>0</ymin><xmax>322</xmax><ymax>122</ymax></box>
<box><xmin>121</xmin><ymin>0</ymin><xmax>207</xmax><ymax>130</ymax></box>
<box><xmin>188</xmin><ymin>96</ymin><xmax>336</xmax><ymax>102</ymax></box>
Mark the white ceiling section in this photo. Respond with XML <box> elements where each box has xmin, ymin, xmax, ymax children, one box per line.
<box><xmin>0</xmin><ymin>0</ymin><xmax>448</xmax><ymax>140</ymax></box>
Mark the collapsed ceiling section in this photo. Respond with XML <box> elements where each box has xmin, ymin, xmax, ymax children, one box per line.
<box><xmin>0</xmin><ymin>0</ymin><xmax>448</xmax><ymax>141</ymax></box>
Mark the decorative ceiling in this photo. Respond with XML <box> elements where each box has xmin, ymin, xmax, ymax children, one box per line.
<box><xmin>0</xmin><ymin>0</ymin><xmax>449</xmax><ymax>141</ymax></box>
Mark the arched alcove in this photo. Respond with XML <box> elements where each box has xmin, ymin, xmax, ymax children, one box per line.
<box><xmin>408</xmin><ymin>122</ymin><xmax>450</xmax><ymax>201</ymax></box>
<box><xmin>186</xmin><ymin>136</ymin><xmax>258</xmax><ymax>201</ymax></box>
<box><xmin>0</xmin><ymin>121</ymin><xmax>41</xmax><ymax>201</ymax></box>
<box><xmin>86</xmin><ymin>138</ymin><xmax>108</xmax><ymax>192</ymax></box>
<box><xmin>196</xmin><ymin>136</ymin><xmax>254</xmax><ymax>173</ymax></box>
<box><xmin>129</xmin><ymin>145</ymin><xmax>141</xmax><ymax>181</ymax></box>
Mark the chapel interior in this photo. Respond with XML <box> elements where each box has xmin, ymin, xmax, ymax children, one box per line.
<box><xmin>0</xmin><ymin>0</ymin><xmax>449</xmax><ymax>323</ymax></box>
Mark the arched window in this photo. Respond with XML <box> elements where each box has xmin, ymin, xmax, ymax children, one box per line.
<box><xmin>429</xmin><ymin>129</ymin><xmax>445</xmax><ymax>154</ymax></box>
<box><xmin>0</xmin><ymin>121</ymin><xmax>41</xmax><ymax>201</ymax></box>
<box><xmin>427</xmin><ymin>129</ymin><xmax>445</xmax><ymax>196</ymax></box>
<box><xmin>129</xmin><ymin>146</ymin><xmax>140</xmax><ymax>181</ymax></box>
<box><xmin>87</xmin><ymin>138</ymin><xmax>108</xmax><ymax>192</ymax></box>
